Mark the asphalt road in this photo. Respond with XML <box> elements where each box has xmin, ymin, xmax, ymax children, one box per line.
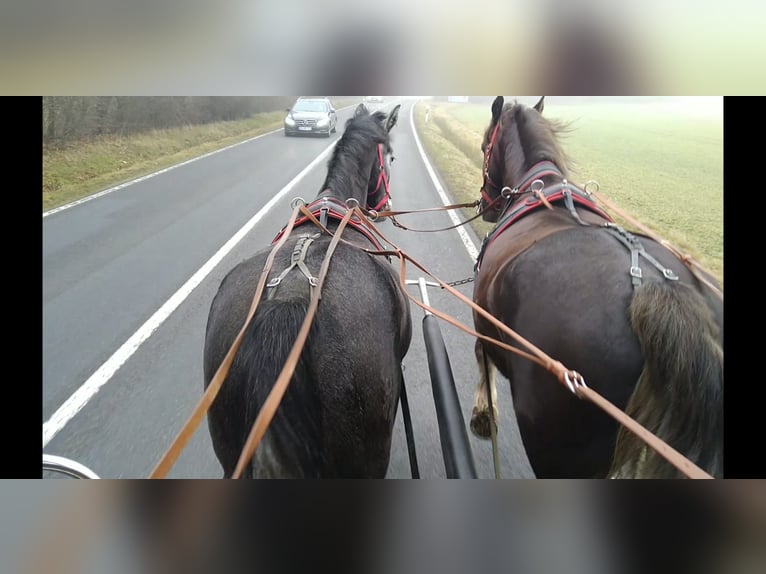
<box><xmin>42</xmin><ymin>99</ymin><xmax>535</xmax><ymax>479</ymax></box>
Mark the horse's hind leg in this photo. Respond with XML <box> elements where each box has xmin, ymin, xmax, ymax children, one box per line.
<box><xmin>470</xmin><ymin>339</ymin><xmax>498</xmax><ymax>439</ymax></box>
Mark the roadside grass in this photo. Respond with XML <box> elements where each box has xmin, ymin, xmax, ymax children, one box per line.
<box><xmin>42</xmin><ymin>99</ymin><xmax>361</xmax><ymax>212</ymax></box>
<box><xmin>413</xmin><ymin>101</ymin><xmax>723</xmax><ymax>284</ymax></box>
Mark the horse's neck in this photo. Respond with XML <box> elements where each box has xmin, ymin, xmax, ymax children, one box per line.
<box><xmin>322</xmin><ymin>157</ymin><xmax>371</xmax><ymax>206</ymax></box>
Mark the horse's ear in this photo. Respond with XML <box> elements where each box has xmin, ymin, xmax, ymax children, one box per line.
<box><xmin>492</xmin><ymin>96</ymin><xmax>504</xmax><ymax>122</ymax></box>
<box><xmin>355</xmin><ymin>103</ymin><xmax>369</xmax><ymax>117</ymax></box>
<box><xmin>534</xmin><ymin>96</ymin><xmax>545</xmax><ymax>113</ymax></box>
<box><xmin>385</xmin><ymin>104</ymin><xmax>401</xmax><ymax>132</ymax></box>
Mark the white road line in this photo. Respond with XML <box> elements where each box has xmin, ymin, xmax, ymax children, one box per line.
<box><xmin>42</xmin><ymin>139</ymin><xmax>340</xmax><ymax>448</ymax></box>
<box><xmin>42</xmin><ymin>129</ymin><xmax>281</xmax><ymax>218</ymax></box>
<box><xmin>43</xmin><ymin>103</ymin><xmax>361</xmax><ymax>218</ymax></box>
<box><xmin>408</xmin><ymin>102</ymin><xmax>479</xmax><ymax>260</ymax></box>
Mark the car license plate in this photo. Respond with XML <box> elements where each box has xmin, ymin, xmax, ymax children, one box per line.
<box><xmin>298</xmin><ymin>126</ymin><xmax>312</xmax><ymax>131</ymax></box>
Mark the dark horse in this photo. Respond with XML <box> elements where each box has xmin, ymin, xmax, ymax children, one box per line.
<box><xmin>470</xmin><ymin>96</ymin><xmax>723</xmax><ymax>478</ymax></box>
<box><xmin>203</xmin><ymin>103</ymin><xmax>412</xmax><ymax>478</ymax></box>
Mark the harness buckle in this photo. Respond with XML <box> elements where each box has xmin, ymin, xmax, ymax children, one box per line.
<box><xmin>266</xmin><ymin>277</ymin><xmax>281</xmax><ymax>288</ymax></box>
<box><xmin>630</xmin><ymin>266</ymin><xmax>643</xmax><ymax>279</ymax></box>
<box><xmin>663</xmin><ymin>269</ymin><xmax>679</xmax><ymax>281</ymax></box>
<box><xmin>501</xmin><ymin>186</ymin><xmax>517</xmax><ymax>198</ymax></box>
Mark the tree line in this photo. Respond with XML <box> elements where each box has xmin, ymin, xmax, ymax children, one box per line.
<box><xmin>43</xmin><ymin>97</ymin><xmax>298</xmax><ymax>144</ymax></box>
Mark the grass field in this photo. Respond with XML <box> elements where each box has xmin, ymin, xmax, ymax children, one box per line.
<box><xmin>42</xmin><ymin>98</ymin><xmax>361</xmax><ymax>212</ymax></box>
<box><xmin>413</xmin><ymin>100</ymin><xmax>723</xmax><ymax>284</ymax></box>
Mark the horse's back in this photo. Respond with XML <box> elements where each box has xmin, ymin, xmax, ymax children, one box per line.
<box><xmin>203</xmin><ymin>234</ymin><xmax>411</xmax><ymax>477</ymax></box>
<box><xmin>484</xmin><ymin>218</ymin><xmax>721</xmax><ymax>357</ymax></box>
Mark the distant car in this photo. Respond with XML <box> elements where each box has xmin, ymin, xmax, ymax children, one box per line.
<box><xmin>365</xmin><ymin>96</ymin><xmax>384</xmax><ymax>103</ymax></box>
<box><xmin>284</xmin><ymin>98</ymin><xmax>337</xmax><ymax>137</ymax></box>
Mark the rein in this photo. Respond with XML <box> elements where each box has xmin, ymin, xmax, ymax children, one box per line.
<box><xmin>150</xmin><ymin>198</ymin><xmax>419</xmax><ymax>479</ymax></box>
<box><xmin>150</xmin><ymin>203</ymin><xmax>358</xmax><ymax>479</ymax></box>
<box><xmin>149</xmin><ymin>204</ymin><xmax>304</xmax><ymax>479</ymax></box>
<box><xmin>231</xmin><ymin>205</ymin><xmax>355</xmax><ymax>478</ymax></box>
<box><xmin>343</xmin><ymin>213</ymin><xmax>715</xmax><ymax>480</ymax></box>
<box><xmin>370</xmin><ymin>198</ymin><xmax>502</xmax><ymax>233</ymax></box>
<box><xmin>150</xmin><ymin>198</ymin><xmax>713</xmax><ymax>478</ymax></box>
<box><xmin>150</xmin><ymin>182</ymin><xmax>717</xmax><ymax>479</ymax></box>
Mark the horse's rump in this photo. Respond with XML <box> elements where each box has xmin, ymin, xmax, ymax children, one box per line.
<box><xmin>204</xmin><ymin>236</ymin><xmax>410</xmax><ymax>477</ymax></box>
<box><xmin>476</xmin><ymin>216</ymin><xmax>723</xmax><ymax>477</ymax></box>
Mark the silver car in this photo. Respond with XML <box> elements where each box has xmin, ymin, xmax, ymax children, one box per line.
<box><xmin>284</xmin><ymin>97</ymin><xmax>338</xmax><ymax>137</ymax></box>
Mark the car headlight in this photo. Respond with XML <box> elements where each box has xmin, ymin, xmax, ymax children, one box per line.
<box><xmin>317</xmin><ymin>118</ymin><xmax>329</xmax><ymax>127</ymax></box>
<box><xmin>285</xmin><ymin>116</ymin><xmax>295</xmax><ymax>125</ymax></box>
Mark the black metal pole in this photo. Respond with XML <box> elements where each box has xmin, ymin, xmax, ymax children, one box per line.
<box><xmin>399</xmin><ymin>366</ymin><xmax>420</xmax><ymax>478</ymax></box>
<box><xmin>422</xmin><ymin>314</ymin><xmax>478</xmax><ymax>478</ymax></box>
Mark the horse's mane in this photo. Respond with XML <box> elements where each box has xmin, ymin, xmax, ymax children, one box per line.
<box><xmin>322</xmin><ymin>111</ymin><xmax>390</xmax><ymax>194</ymax></box>
<box><xmin>499</xmin><ymin>100</ymin><xmax>575</xmax><ymax>180</ymax></box>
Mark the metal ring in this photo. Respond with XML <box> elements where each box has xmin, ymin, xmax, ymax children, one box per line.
<box><xmin>583</xmin><ymin>180</ymin><xmax>600</xmax><ymax>195</ymax></box>
<box><xmin>367</xmin><ymin>209</ymin><xmax>379</xmax><ymax>221</ymax></box>
<box><xmin>530</xmin><ymin>179</ymin><xmax>544</xmax><ymax>193</ymax></box>
<box><xmin>501</xmin><ymin>186</ymin><xmax>515</xmax><ymax>198</ymax></box>
<box><xmin>43</xmin><ymin>454</ymin><xmax>100</xmax><ymax>479</ymax></box>
<box><xmin>564</xmin><ymin>372</ymin><xmax>576</xmax><ymax>394</ymax></box>
<box><xmin>565</xmin><ymin>371</ymin><xmax>589</xmax><ymax>397</ymax></box>
<box><xmin>290</xmin><ymin>197</ymin><xmax>306</xmax><ymax>209</ymax></box>
<box><xmin>345</xmin><ymin>198</ymin><xmax>360</xmax><ymax>209</ymax></box>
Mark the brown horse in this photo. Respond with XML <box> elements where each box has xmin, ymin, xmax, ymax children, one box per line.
<box><xmin>470</xmin><ymin>96</ymin><xmax>723</xmax><ymax>478</ymax></box>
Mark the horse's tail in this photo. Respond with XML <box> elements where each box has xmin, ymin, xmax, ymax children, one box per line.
<box><xmin>239</xmin><ymin>298</ymin><xmax>323</xmax><ymax>477</ymax></box>
<box><xmin>610</xmin><ymin>281</ymin><xmax>723</xmax><ymax>478</ymax></box>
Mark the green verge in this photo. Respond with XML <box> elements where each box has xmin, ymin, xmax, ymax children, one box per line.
<box><xmin>43</xmin><ymin>98</ymin><xmax>361</xmax><ymax>212</ymax></box>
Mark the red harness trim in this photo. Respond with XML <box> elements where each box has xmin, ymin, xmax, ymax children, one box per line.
<box><xmin>272</xmin><ymin>198</ymin><xmax>385</xmax><ymax>250</ymax></box>
<box><xmin>476</xmin><ymin>184</ymin><xmax>614</xmax><ymax>271</ymax></box>
<box><xmin>368</xmin><ymin>144</ymin><xmax>391</xmax><ymax>212</ymax></box>
<box><xmin>272</xmin><ymin>144</ymin><xmax>391</xmax><ymax>249</ymax></box>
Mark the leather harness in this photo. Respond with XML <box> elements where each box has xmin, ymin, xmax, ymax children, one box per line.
<box><xmin>475</xmin><ymin>161</ymin><xmax>680</xmax><ymax>287</ymax></box>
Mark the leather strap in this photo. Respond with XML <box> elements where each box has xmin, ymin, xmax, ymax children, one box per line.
<box><xmin>562</xmin><ymin>185</ymin><xmax>589</xmax><ymax>226</ymax></box>
<box><xmin>602</xmin><ymin>223</ymin><xmax>680</xmax><ymax>288</ymax></box>
<box><xmin>149</xmin><ymin>204</ymin><xmax>304</xmax><ymax>479</ymax></box>
<box><xmin>375</xmin><ymin>197</ymin><xmax>504</xmax><ymax>233</ymax></box>
<box><xmin>349</xmin><ymin>211</ymin><xmax>715</xmax><ymax>480</ymax></box>
<box><xmin>591</xmin><ymin>190</ymin><xmax>723</xmax><ymax>301</ymax></box>
<box><xmin>231</xmin><ymin>206</ymin><xmax>355</xmax><ymax>478</ymax></box>
<box><xmin>266</xmin><ymin>233</ymin><xmax>320</xmax><ymax>299</ymax></box>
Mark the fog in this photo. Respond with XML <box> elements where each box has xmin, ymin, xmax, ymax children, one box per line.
<box><xmin>1</xmin><ymin>0</ymin><xmax>760</xmax><ymax>93</ymax></box>
<box><xmin>6</xmin><ymin>482</ymin><xmax>765</xmax><ymax>574</ymax></box>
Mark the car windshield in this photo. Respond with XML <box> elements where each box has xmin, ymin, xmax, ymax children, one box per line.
<box><xmin>292</xmin><ymin>100</ymin><xmax>328</xmax><ymax>112</ymax></box>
